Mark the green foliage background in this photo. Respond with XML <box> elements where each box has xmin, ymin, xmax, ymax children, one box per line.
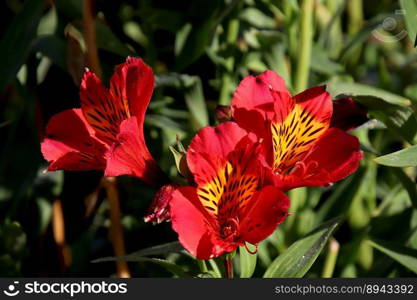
<box><xmin>1</xmin><ymin>0</ymin><xmax>417</xmax><ymax>277</ymax></box>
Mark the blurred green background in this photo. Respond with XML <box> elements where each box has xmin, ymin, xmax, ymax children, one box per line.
<box><xmin>1</xmin><ymin>0</ymin><xmax>417</xmax><ymax>277</ymax></box>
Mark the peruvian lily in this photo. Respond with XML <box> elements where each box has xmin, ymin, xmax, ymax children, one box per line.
<box><xmin>41</xmin><ymin>57</ymin><xmax>168</xmax><ymax>187</ymax></box>
<box><xmin>230</xmin><ymin>70</ymin><xmax>363</xmax><ymax>191</ymax></box>
<box><xmin>169</xmin><ymin>122</ymin><xmax>289</xmax><ymax>259</ymax></box>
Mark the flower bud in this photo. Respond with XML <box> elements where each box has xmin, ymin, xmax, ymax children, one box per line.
<box><xmin>144</xmin><ymin>183</ymin><xmax>179</xmax><ymax>224</ymax></box>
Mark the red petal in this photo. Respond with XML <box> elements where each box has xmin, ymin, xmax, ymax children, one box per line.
<box><xmin>170</xmin><ymin>187</ymin><xmax>226</xmax><ymax>259</ymax></box>
<box><xmin>239</xmin><ymin>186</ymin><xmax>289</xmax><ymax>244</ymax></box>
<box><xmin>186</xmin><ymin>122</ymin><xmax>251</xmax><ymax>186</ymax></box>
<box><xmin>304</xmin><ymin>128</ymin><xmax>362</xmax><ymax>182</ymax></box>
<box><xmin>104</xmin><ymin>116</ymin><xmax>166</xmax><ymax>186</ymax></box>
<box><xmin>41</xmin><ymin>109</ymin><xmax>107</xmax><ymax>171</ymax></box>
<box><xmin>274</xmin><ymin>128</ymin><xmax>362</xmax><ymax>190</ymax></box>
<box><xmin>231</xmin><ymin>70</ymin><xmax>291</xmax><ymax>137</ymax></box>
<box><xmin>232</xmin><ymin>70</ymin><xmax>289</xmax><ymax>112</ymax></box>
<box><xmin>268</xmin><ymin>86</ymin><xmax>333</xmax><ymax>173</ymax></box>
<box><xmin>232</xmin><ymin>108</ymin><xmax>271</xmax><ymax>140</ymax></box>
<box><xmin>293</xmin><ymin>85</ymin><xmax>333</xmax><ymax>124</ymax></box>
<box><xmin>79</xmin><ymin>58</ymin><xmax>154</xmax><ymax>146</ymax></box>
<box><xmin>331</xmin><ymin>97</ymin><xmax>368</xmax><ymax>131</ymax></box>
<box><xmin>80</xmin><ymin>71</ymin><xmax>124</xmax><ymax>145</ymax></box>
<box><xmin>111</xmin><ymin>57</ymin><xmax>155</xmax><ymax>124</ymax></box>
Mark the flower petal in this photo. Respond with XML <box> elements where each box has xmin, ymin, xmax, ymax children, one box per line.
<box><xmin>331</xmin><ymin>97</ymin><xmax>368</xmax><ymax>131</ymax></box>
<box><xmin>170</xmin><ymin>187</ymin><xmax>226</xmax><ymax>259</ymax></box>
<box><xmin>232</xmin><ymin>70</ymin><xmax>289</xmax><ymax>112</ymax></box>
<box><xmin>239</xmin><ymin>186</ymin><xmax>289</xmax><ymax>245</ymax></box>
<box><xmin>231</xmin><ymin>70</ymin><xmax>291</xmax><ymax>137</ymax></box>
<box><xmin>187</xmin><ymin>122</ymin><xmax>253</xmax><ymax>186</ymax></box>
<box><xmin>274</xmin><ymin>128</ymin><xmax>362</xmax><ymax>190</ymax></box>
<box><xmin>80</xmin><ymin>71</ymin><xmax>126</xmax><ymax>145</ymax></box>
<box><xmin>111</xmin><ymin>57</ymin><xmax>155</xmax><ymax>124</ymax></box>
<box><xmin>79</xmin><ymin>58</ymin><xmax>154</xmax><ymax>146</ymax></box>
<box><xmin>303</xmin><ymin>128</ymin><xmax>362</xmax><ymax>183</ymax></box>
<box><xmin>41</xmin><ymin>109</ymin><xmax>107</xmax><ymax>171</ymax></box>
<box><xmin>104</xmin><ymin>116</ymin><xmax>166</xmax><ymax>186</ymax></box>
<box><xmin>293</xmin><ymin>85</ymin><xmax>333</xmax><ymax>124</ymax></box>
<box><xmin>270</xmin><ymin>86</ymin><xmax>333</xmax><ymax>173</ymax></box>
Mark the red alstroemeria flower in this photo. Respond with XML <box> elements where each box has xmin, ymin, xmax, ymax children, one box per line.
<box><xmin>231</xmin><ymin>70</ymin><xmax>363</xmax><ymax>191</ymax></box>
<box><xmin>169</xmin><ymin>122</ymin><xmax>289</xmax><ymax>259</ymax></box>
<box><xmin>41</xmin><ymin>57</ymin><xmax>167</xmax><ymax>186</ymax></box>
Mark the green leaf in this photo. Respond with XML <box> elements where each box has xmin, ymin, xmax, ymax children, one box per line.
<box><xmin>95</xmin><ymin>22</ymin><xmax>134</xmax><ymax>57</ymax></box>
<box><xmin>338</xmin><ymin>15</ymin><xmax>385</xmax><ymax>62</ymax></box>
<box><xmin>32</xmin><ymin>35</ymin><xmax>67</xmax><ymax>71</ymax></box>
<box><xmin>369</xmin><ymin>239</ymin><xmax>417</xmax><ymax>274</ymax></box>
<box><xmin>315</xmin><ymin>169</ymin><xmax>365</xmax><ymax>224</ymax></box>
<box><xmin>239</xmin><ymin>244</ymin><xmax>257</xmax><ymax>278</ymax></box>
<box><xmin>0</xmin><ymin>221</ymin><xmax>27</xmax><ymax>258</ymax></box>
<box><xmin>400</xmin><ymin>0</ymin><xmax>417</xmax><ymax>47</ymax></box>
<box><xmin>182</xmin><ymin>76</ymin><xmax>209</xmax><ymax>131</ymax></box>
<box><xmin>146</xmin><ymin>114</ymin><xmax>186</xmax><ymax>134</ymax></box>
<box><xmin>239</xmin><ymin>8</ymin><xmax>276</xmax><ymax>29</ymax></box>
<box><xmin>125</xmin><ymin>257</ymin><xmax>190</xmax><ymax>277</ymax></box>
<box><xmin>169</xmin><ymin>143</ymin><xmax>190</xmax><ymax>179</ymax></box>
<box><xmin>91</xmin><ymin>242</ymin><xmax>189</xmax><ymax>277</ymax></box>
<box><xmin>326</xmin><ymin>80</ymin><xmax>411</xmax><ymax>107</ymax></box>
<box><xmin>175</xmin><ymin>23</ymin><xmax>192</xmax><ymax>56</ymax></box>
<box><xmin>92</xmin><ymin>241</ymin><xmax>183</xmax><ymax>262</ymax></box>
<box><xmin>375</xmin><ymin>144</ymin><xmax>417</xmax><ymax>167</ymax></box>
<box><xmin>0</xmin><ymin>0</ymin><xmax>45</xmax><ymax>92</ymax></box>
<box><xmin>173</xmin><ymin>0</ymin><xmax>223</xmax><ymax>71</ymax></box>
<box><xmin>208</xmin><ymin>259</ymin><xmax>223</xmax><ymax>278</ymax></box>
<box><xmin>311</xmin><ymin>45</ymin><xmax>344</xmax><ymax>75</ymax></box>
<box><xmin>369</xmin><ymin>106</ymin><xmax>417</xmax><ymax>145</ymax></box>
<box><xmin>263</xmin><ymin>216</ymin><xmax>341</xmax><ymax>278</ymax></box>
<box><xmin>155</xmin><ymin>74</ymin><xmax>209</xmax><ymax>131</ymax></box>
<box><xmin>392</xmin><ymin>168</ymin><xmax>417</xmax><ymax>210</ymax></box>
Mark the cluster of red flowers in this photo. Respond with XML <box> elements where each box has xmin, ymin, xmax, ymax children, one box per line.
<box><xmin>41</xmin><ymin>58</ymin><xmax>365</xmax><ymax>260</ymax></box>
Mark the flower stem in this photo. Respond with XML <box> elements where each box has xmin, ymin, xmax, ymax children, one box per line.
<box><xmin>347</xmin><ymin>0</ymin><xmax>363</xmax><ymax>38</ymax></box>
<box><xmin>294</xmin><ymin>0</ymin><xmax>314</xmax><ymax>93</ymax></box>
<box><xmin>103</xmin><ymin>177</ymin><xmax>131</xmax><ymax>278</ymax></box>
<box><xmin>197</xmin><ymin>260</ymin><xmax>208</xmax><ymax>273</ymax></box>
<box><xmin>224</xmin><ymin>257</ymin><xmax>234</xmax><ymax>278</ymax></box>
<box><xmin>218</xmin><ymin>17</ymin><xmax>240</xmax><ymax>106</ymax></box>
<box><xmin>52</xmin><ymin>199</ymin><xmax>71</xmax><ymax>273</ymax></box>
<box><xmin>321</xmin><ymin>238</ymin><xmax>340</xmax><ymax>278</ymax></box>
<box><xmin>83</xmin><ymin>0</ymin><xmax>102</xmax><ymax>78</ymax></box>
<box><xmin>346</xmin><ymin>0</ymin><xmax>363</xmax><ymax>66</ymax></box>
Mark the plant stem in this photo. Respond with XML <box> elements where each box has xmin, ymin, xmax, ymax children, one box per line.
<box><xmin>321</xmin><ymin>238</ymin><xmax>340</xmax><ymax>278</ymax></box>
<box><xmin>83</xmin><ymin>0</ymin><xmax>102</xmax><ymax>78</ymax></box>
<box><xmin>347</xmin><ymin>0</ymin><xmax>363</xmax><ymax>38</ymax></box>
<box><xmin>103</xmin><ymin>177</ymin><xmax>131</xmax><ymax>278</ymax></box>
<box><xmin>219</xmin><ymin>18</ymin><xmax>239</xmax><ymax>105</ymax></box>
<box><xmin>197</xmin><ymin>260</ymin><xmax>208</xmax><ymax>273</ymax></box>
<box><xmin>347</xmin><ymin>0</ymin><xmax>363</xmax><ymax>66</ymax></box>
<box><xmin>52</xmin><ymin>199</ymin><xmax>71</xmax><ymax>273</ymax></box>
<box><xmin>224</xmin><ymin>257</ymin><xmax>234</xmax><ymax>278</ymax></box>
<box><xmin>295</xmin><ymin>0</ymin><xmax>314</xmax><ymax>93</ymax></box>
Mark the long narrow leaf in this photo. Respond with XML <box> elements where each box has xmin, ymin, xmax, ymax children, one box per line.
<box><xmin>263</xmin><ymin>216</ymin><xmax>341</xmax><ymax>278</ymax></box>
<box><xmin>239</xmin><ymin>244</ymin><xmax>257</xmax><ymax>278</ymax></box>
<box><xmin>375</xmin><ymin>145</ymin><xmax>417</xmax><ymax>167</ymax></box>
<box><xmin>91</xmin><ymin>241</ymin><xmax>184</xmax><ymax>263</ymax></box>
<box><xmin>0</xmin><ymin>0</ymin><xmax>45</xmax><ymax>92</ymax></box>
<box><xmin>369</xmin><ymin>239</ymin><xmax>417</xmax><ymax>274</ymax></box>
